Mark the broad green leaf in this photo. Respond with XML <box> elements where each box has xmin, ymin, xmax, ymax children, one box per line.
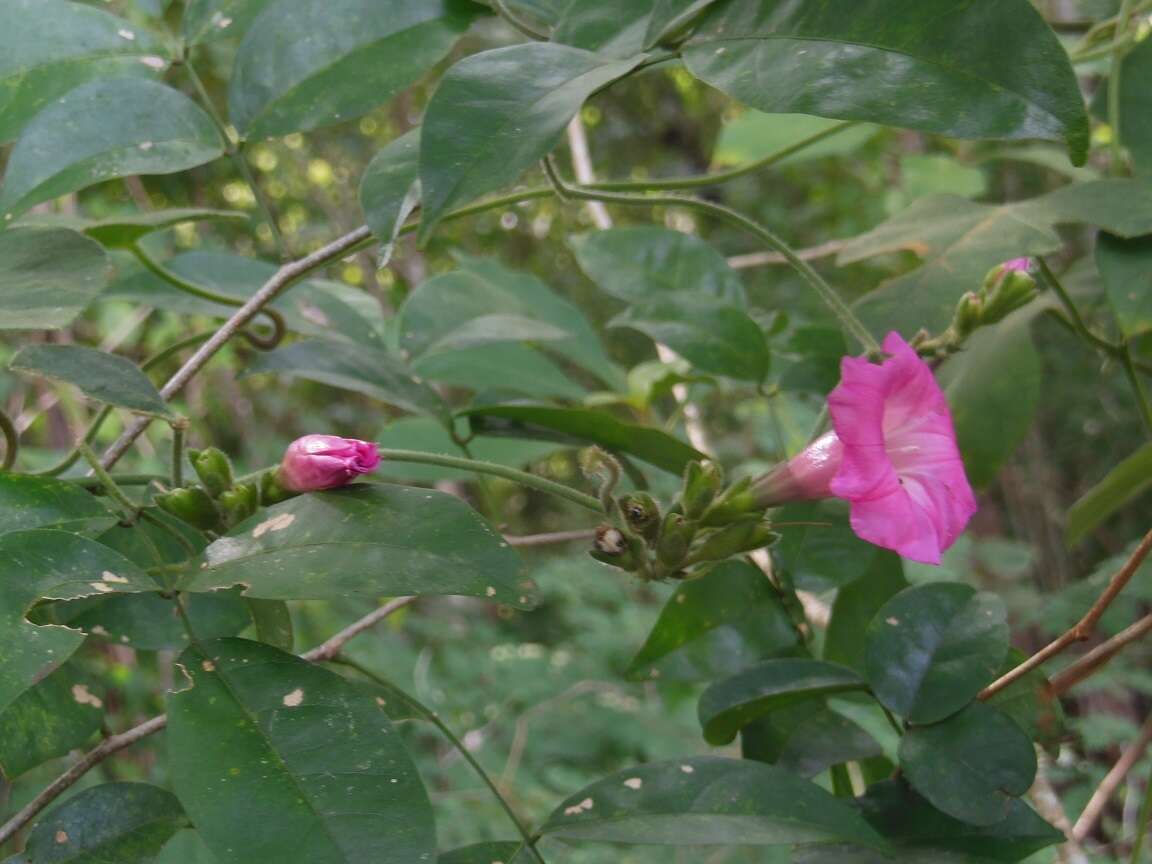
<box><xmin>626</xmin><ymin>560</ymin><xmax>799</xmax><ymax>682</ymax></box>
<box><xmin>168</xmin><ymin>638</ymin><xmax>436</xmax><ymax>864</ymax></box>
<box><xmin>645</xmin><ymin>0</ymin><xmax>724</xmax><ymax>47</ymax></box>
<box><xmin>359</xmin><ymin>128</ymin><xmax>421</xmax><ymax>261</ymax></box>
<box><xmin>0</xmin><ymin>473</ymin><xmax>113</xmax><ymax>536</ymax></box>
<box><xmin>741</xmin><ymin>699</ymin><xmax>882</xmax><ymax>779</ymax></box>
<box><xmin>865</xmin><ymin>582</ymin><xmax>1008</xmax><ymax>724</ymax></box>
<box><xmin>186</xmin><ymin>485</ymin><xmax>533</xmax><ymax>607</ymax></box>
<box><xmin>96</xmin><ymin>506</ymin><xmax>207</xmax><ymax>567</ymax></box>
<box><xmin>419</xmin><ymin>43</ymin><xmax>642</xmax><ymax>237</ymax></box>
<box><xmin>886</xmin><ymin>154</ymin><xmax>988</xmax><ymax>215</ymax></box>
<box><xmin>899</xmin><ymin>703</ymin><xmax>1037</xmax><ymax>826</ymax></box>
<box><xmin>156</xmin><ymin>829</ymin><xmax>218</xmax><ymax>864</ymax></box>
<box><xmin>424</xmin><ymin>314</ymin><xmax>570</xmax><ymax>355</ymax></box>
<box><xmin>1096</xmin><ymin>232</ymin><xmax>1152</xmax><ymax>337</ymax></box>
<box><xmin>824</xmin><ymin>552</ymin><xmax>907</xmax><ymax>673</ymax></box>
<box><xmin>183</xmin><ymin>0</ymin><xmax>276</xmax><ymax>45</ymax></box>
<box><xmin>552</xmin><ymin>0</ymin><xmax>656</xmax><ymax>58</ymax></box>
<box><xmin>56</xmin><ymin>590</ymin><xmax>252</xmax><ymax>651</ymax></box>
<box><xmin>81</xmin><ymin>207</ymin><xmax>247</xmax><ymax>249</ymax></box>
<box><xmin>939</xmin><ymin>313</ymin><xmax>1042</xmax><ymax>489</ymax></box>
<box><xmin>464</xmin><ymin>404</ymin><xmax>704</xmax><ymax>475</ymax></box>
<box><xmin>841</xmin><ymin>180</ymin><xmax>1152</xmax><ymax>333</ymax></box>
<box><xmin>0</xmin><ymin>530</ymin><xmax>155</xmax><ymax>714</ymax></box>
<box><xmin>698</xmin><ymin>659</ymin><xmax>867</xmax><ymax>745</ymax></box>
<box><xmin>541</xmin><ymin>756</ymin><xmax>884</xmax><ymax>848</ymax></box>
<box><xmin>0</xmin><ymin>226</ymin><xmax>108</xmax><ymax>331</ymax></box>
<box><xmin>229</xmin><ymin>0</ymin><xmax>478</xmax><ymax>139</ymax></box>
<box><xmin>682</xmin><ymin>0</ymin><xmax>1088</xmax><ymax>163</ymax></box>
<box><xmin>712</xmin><ymin>113</ymin><xmax>878</xmax><ymax>170</ymax></box>
<box><xmin>0</xmin><ymin>0</ymin><xmax>162</xmax><ymax>144</ymax></box>
<box><xmin>8</xmin><ymin>783</ymin><xmax>187</xmax><ymax>864</ymax></box>
<box><xmin>772</xmin><ymin>501</ymin><xmax>881</xmax><ymax>591</ymax></box>
<box><xmin>611</xmin><ymin>297</ymin><xmax>770</xmax><ymax>381</ymax></box>
<box><xmin>856</xmin><ymin>779</ymin><xmax>1064</xmax><ymax>862</ymax></box>
<box><xmin>246</xmin><ymin>339</ymin><xmax>450</xmax><ymax>422</ymax></box>
<box><xmin>504</xmin><ymin>0</ymin><xmax>564</xmax><ymax>29</ymax></box>
<box><xmin>377</xmin><ymin>417</ymin><xmax>560</xmax><ymax>483</ymax></box>
<box><xmin>0</xmin><ymin>79</ymin><xmax>224</xmax><ymax>220</ymax></box>
<box><xmin>1066</xmin><ymin>440</ymin><xmax>1152</xmax><ymax>545</ymax></box>
<box><xmin>439</xmin><ymin>842</ymin><xmax>530</xmax><ymax>864</ymax></box>
<box><xmin>0</xmin><ymin>662</ymin><xmax>103</xmax><ymax>779</ymax></box>
<box><xmin>10</xmin><ymin>344</ymin><xmax>170</xmax><ymax>417</ymax></box>
<box><xmin>571</xmin><ymin>226</ymin><xmax>745</xmax><ymax>305</ymax></box>
<box><xmin>986</xmin><ymin>650</ymin><xmax>1065</xmax><ymax>755</ymax></box>
<box><xmin>1094</xmin><ymin>35</ymin><xmax>1152</xmax><ymax>178</ymax></box>
<box><xmin>414</xmin><ymin>344</ymin><xmax>586</xmax><ymax>401</ymax></box>
<box><xmin>245</xmin><ymin>598</ymin><xmax>294</xmax><ymax>651</ymax></box>
<box><xmin>401</xmin><ymin>256</ymin><xmax>621</xmax><ymax>387</ymax></box>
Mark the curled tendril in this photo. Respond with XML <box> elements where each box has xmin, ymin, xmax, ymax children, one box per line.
<box><xmin>0</xmin><ymin>407</ymin><xmax>18</xmax><ymax>471</ymax></box>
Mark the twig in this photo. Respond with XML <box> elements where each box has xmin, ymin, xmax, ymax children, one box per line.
<box><xmin>727</xmin><ymin>238</ymin><xmax>848</xmax><ymax>269</ymax></box>
<box><xmin>1031</xmin><ymin>752</ymin><xmax>1091</xmax><ymax>864</ymax></box>
<box><xmin>1048</xmin><ymin>613</ymin><xmax>1152</xmax><ymax>698</ymax></box>
<box><xmin>98</xmin><ymin>226</ymin><xmax>372</xmax><ymax>470</ymax></box>
<box><xmin>979</xmin><ymin>526</ymin><xmax>1152</xmax><ymax>700</ymax></box>
<box><xmin>504</xmin><ymin>529</ymin><xmax>597</xmax><ymax>547</ymax></box>
<box><xmin>1073</xmin><ymin>713</ymin><xmax>1152</xmax><ymax>842</ymax></box>
<box><xmin>0</xmin><ymin>594</ymin><xmax>415</xmax><ymax>849</ymax></box>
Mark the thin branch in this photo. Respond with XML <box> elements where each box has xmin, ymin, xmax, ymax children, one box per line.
<box><xmin>727</xmin><ymin>238</ymin><xmax>848</xmax><ymax>269</ymax></box>
<box><xmin>1047</xmin><ymin>613</ymin><xmax>1152</xmax><ymax>698</ymax></box>
<box><xmin>504</xmin><ymin>529</ymin><xmax>597</xmax><ymax>547</ymax></box>
<box><xmin>1031</xmin><ymin>752</ymin><xmax>1091</xmax><ymax>864</ymax></box>
<box><xmin>0</xmin><ymin>407</ymin><xmax>16</xmax><ymax>471</ymax></box>
<box><xmin>0</xmin><ymin>594</ymin><xmax>415</xmax><ymax>849</ymax></box>
<box><xmin>1073</xmin><ymin>713</ymin><xmax>1152</xmax><ymax>842</ymax></box>
<box><xmin>979</xmin><ymin>526</ymin><xmax>1152</xmax><ymax>700</ymax></box>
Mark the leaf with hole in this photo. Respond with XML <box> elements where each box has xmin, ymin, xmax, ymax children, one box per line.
<box><xmin>10</xmin><ymin>344</ymin><xmax>171</xmax><ymax>418</ymax></box>
<box><xmin>183</xmin><ymin>0</ymin><xmax>277</xmax><ymax>45</ymax></box>
<box><xmin>682</xmin><ymin>0</ymin><xmax>1088</xmax><ymax>163</ymax></box>
<box><xmin>167</xmin><ymin>638</ymin><xmax>436</xmax><ymax>864</ymax></box>
<box><xmin>865</xmin><ymin>582</ymin><xmax>1008</xmax><ymax>723</ymax></box>
<box><xmin>0</xmin><ymin>662</ymin><xmax>103</xmax><ymax>779</ymax></box>
<box><xmin>541</xmin><ymin>756</ymin><xmax>885</xmax><ymax>848</ymax></box>
<box><xmin>229</xmin><ymin>0</ymin><xmax>479</xmax><ymax>138</ymax></box>
<box><xmin>0</xmin><ymin>226</ymin><xmax>108</xmax><ymax>331</ymax></box>
<box><xmin>698</xmin><ymin>659</ymin><xmax>867</xmax><ymax>745</ymax></box>
<box><xmin>185</xmin><ymin>485</ymin><xmax>533</xmax><ymax>608</ymax></box>
<box><xmin>626</xmin><ymin>560</ymin><xmax>799</xmax><ymax>683</ymax></box>
<box><xmin>0</xmin><ymin>78</ymin><xmax>223</xmax><ymax>220</ymax></box>
<box><xmin>899</xmin><ymin>702</ymin><xmax>1037</xmax><ymax>826</ymax></box>
<box><xmin>419</xmin><ymin>43</ymin><xmax>642</xmax><ymax>237</ymax></box>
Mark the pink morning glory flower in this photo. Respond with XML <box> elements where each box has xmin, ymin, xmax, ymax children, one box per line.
<box><xmin>753</xmin><ymin>332</ymin><xmax>976</xmax><ymax>564</ymax></box>
<box><xmin>277</xmin><ymin>435</ymin><xmax>381</xmax><ymax>492</ymax></box>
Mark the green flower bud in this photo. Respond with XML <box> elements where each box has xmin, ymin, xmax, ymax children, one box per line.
<box><xmin>699</xmin><ymin>477</ymin><xmax>759</xmax><ymax>526</ymax></box>
<box><xmin>681</xmin><ymin>460</ymin><xmax>722</xmax><ymax>519</ymax></box>
<box><xmin>951</xmin><ymin>291</ymin><xmax>984</xmax><ymax>340</ymax></box>
<box><xmin>688</xmin><ymin>518</ymin><xmax>777</xmax><ymax>563</ymax></box>
<box><xmin>978</xmin><ymin>259</ymin><xmax>1038</xmax><ymax>325</ymax></box>
<box><xmin>218</xmin><ymin>483</ymin><xmax>258</xmax><ymax>529</ymax></box>
<box><xmin>590</xmin><ymin>524</ymin><xmax>642</xmax><ymax>572</ymax></box>
<box><xmin>619</xmin><ymin>492</ymin><xmax>661</xmax><ymax>541</ymax></box>
<box><xmin>189</xmin><ymin>447</ymin><xmax>234</xmax><ymax>498</ymax></box>
<box><xmin>155</xmin><ymin>487</ymin><xmax>220</xmax><ymax>531</ymax></box>
<box><xmin>655</xmin><ymin>512</ymin><xmax>695</xmax><ymax>569</ymax></box>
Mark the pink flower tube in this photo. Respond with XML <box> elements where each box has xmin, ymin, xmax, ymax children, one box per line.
<box><xmin>754</xmin><ymin>332</ymin><xmax>976</xmax><ymax>564</ymax></box>
<box><xmin>277</xmin><ymin>435</ymin><xmax>381</xmax><ymax>492</ymax></box>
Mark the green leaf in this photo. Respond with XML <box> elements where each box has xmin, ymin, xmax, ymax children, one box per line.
<box><xmin>899</xmin><ymin>702</ymin><xmax>1037</xmax><ymax>826</ymax></box>
<box><xmin>772</xmin><ymin>501</ymin><xmax>881</xmax><ymax>591</ymax></box>
<box><xmin>414</xmin><ymin>344</ymin><xmax>586</xmax><ymax>401</ymax></box>
<box><xmin>1097</xmin><ymin>232</ymin><xmax>1152</xmax><ymax>337</ymax></box>
<box><xmin>245</xmin><ymin>598</ymin><xmax>294</xmax><ymax>652</ymax></box>
<box><xmin>229</xmin><ymin>0</ymin><xmax>478</xmax><ymax>139</ymax></box>
<box><xmin>10</xmin><ymin>344</ymin><xmax>171</xmax><ymax>418</ymax></box>
<box><xmin>541</xmin><ymin>756</ymin><xmax>885</xmax><ymax>848</ymax></box>
<box><xmin>0</xmin><ymin>529</ymin><xmax>155</xmax><ymax>714</ymax></box>
<box><xmin>625</xmin><ymin>559</ymin><xmax>800</xmax><ymax>683</ymax></box>
<box><xmin>246</xmin><ymin>339</ymin><xmax>450</xmax><ymax>422</ymax></box>
<box><xmin>570</xmin><ymin>226</ymin><xmax>745</xmax><ymax>305</ymax></box>
<box><xmin>0</xmin><ymin>662</ymin><xmax>103</xmax><ymax>779</ymax></box>
<box><xmin>698</xmin><ymin>659</ymin><xmax>867</xmax><ymax>746</ymax></box>
<box><xmin>552</xmin><ymin>0</ymin><xmax>657</xmax><ymax>58</ymax></box>
<box><xmin>986</xmin><ymin>650</ymin><xmax>1065</xmax><ymax>755</ymax></box>
<box><xmin>155</xmin><ymin>829</ymin><xmax>218</xmax><ymax>864</ymax></box>
<box><xmin>824</xmin><ymin>552</ymin><xmax>907</xmax><ymax>673</ymax></box>
<box><xmin>682</xmin><ymin>0</ymin><xmax>1088</xmax><ymax>163</ymax></box>
<box><xmin>939</xmin><ymin>313</ymin><xmax>1042</xmax><ymax>489</ymax></box>
<box><xmin>645</xmin><ymin>0</ymin><xmax>724</xmax><ymax>47</ymax></box>
<box><xmin>359</xmin><ymin>128</ymin><xmax>421</xmax><ymax>260</ymax></box>
<box><xmin>712</xmin><ymin>112</ymin><xmax>878</xmax><ymax>169</ymax></box>
<box><xmin>0</xmin><ymin>226</ymin><xmax>108</xmax><ymax>331</ymax></box>
<box><xmin>857</xmin><ymin>779</ymin><xmax>1064</xmax><ymax>862</ymax></box>
<box><xmin>419</xmin><ymin>43</ymin><xmax>642</xmax><ymax>237</ymax></box>
<box><xmin>741</xmin><ymin>699</ymin><xmax>883</xmax><ymax>779</ymax></box>
<box><xmin>0</xmin><ymin>0</ymin><xmax>162</xmax><ymax>144</ymax></box>
<box><xmin>81</xmin><ymin>207</ymin><xmax>247</xmax><ymax>249</ymax></box>
<box><xmin>438</xmin><ymin>842</ymin><xmax>531</xmax><ymax>864</ymax></box>
<box><xmin>186</xmin><ymin>485</ymin><xmax>533</xmax><ymax>608</ymax></box>
<box><xmin>0</xmin><ymin>473</ymin><xmax>113</xmax><ymax>536</ymax></box>
<box><xmin>377</xmin><ymin>417</ymin><xmax>560</xmax><ymax>483</ymax></box>
<box><xmin>1095</xmin><ymin>35</ymin><xmax>1152</xmax><ymax>178</ymax></box>
<box><xmin>1067</xmin><ymin>440</ymin><xmax>1152</xmax><ymax>545</ymax></box>
<box><xmin>0</xmin><ymin>78</ymin><xmax>224</xmax><ymax>220</ymax></box>
<box><xmin>610</xmin><ymin>297</ymin><xmax>770</xmax><ymax>381</ymax></box>
<box><xmin>401</xmin><ymin>256</ymin><xmax>621</xmax><ymax>387</ymax></box>
<box><xmin>56</xmin><ymin>590</ymin><xmax>251</xmax><ymax>651</ymax></box>
<box><xmin>463</xmin><ymin>404</ymin><xmax>705</xmax><ymax>475</ymax></box>
<box><xmin>168</xmin><ymin>638</ymin><xmax>436</xmax><ymax>864</ymax></box>
<box><xmin>183</xmin><ymin>0</ymin><xmax>276</xmax><ymax>45</ymax></box>
<box><xmin>8</xmin><ymin>783</ymin><xmax>187</xmax><ymax>864</ymax></box>
<box><xmin>865</xmin><ymin>582</ymin><xmax>1008</xmax><ymax>724</ymax></box>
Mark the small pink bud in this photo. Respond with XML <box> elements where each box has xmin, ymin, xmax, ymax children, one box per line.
<box><xmin>1001</xmin><ymin>257</ymin><xmax>1033</xmax><ymax>273</ymax></box>
<box><xmin>277</xmin><ymin>435</ymin><xmax>380</xmax><ymax>493</ymax></box>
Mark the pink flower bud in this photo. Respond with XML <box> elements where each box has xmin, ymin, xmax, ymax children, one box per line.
<box><xmin>277</xmin><ymin>435</ymin><xmax>380</xmax><ymax>493</ymax></box>
<box><xmin>1001</xmin><ymin>257</ymin><xmax>1033</xmax><ymax>273</ymax></box>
